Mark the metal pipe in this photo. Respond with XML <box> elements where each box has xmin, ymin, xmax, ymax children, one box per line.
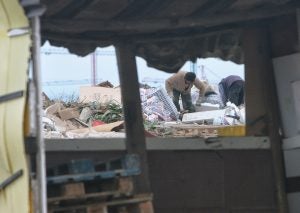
<box><xmin>31</xmin><ymin>16</ymin><xmax>47</xmax><ymax>213</ymax></box>
<box><xmin>91</xmin><ymin>52</ymin><xmax>97</xmax><ymax>86</ymax></box>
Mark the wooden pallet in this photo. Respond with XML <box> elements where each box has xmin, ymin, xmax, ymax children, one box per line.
<box><xmin>49</xmin><ymin>193</ymin><xmax>153</xmax><ymax>213</ymax></box>
<box><xmin>48</xmin><ymin>177</ymin><xmax>135</xmax><ymax>212</ymax></box>
<box><xmin>47</xmin><ymin>155</ymin><xmax>154</xmax><ymax>212</ymax></box>
<box><xmin>47</xmin><ymin>155</ymin><xmax>141</xmax><ymax>184</ymax></box>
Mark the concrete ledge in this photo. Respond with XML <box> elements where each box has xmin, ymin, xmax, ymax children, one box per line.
<box><xmin>45</xmin><ymin>137</ymin><xmax>270</xmax><ymax>152</ymax></box>
<box><xmin>283</xmin><ymin>135</ymin><xmax>300</xmax><ymax>150</ymax></box>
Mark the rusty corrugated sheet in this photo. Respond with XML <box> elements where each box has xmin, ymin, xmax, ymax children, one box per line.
<box><xmin>38</xmin><ymin>0</ymin><xmax>296</xmax><ymax>71</ymax></box>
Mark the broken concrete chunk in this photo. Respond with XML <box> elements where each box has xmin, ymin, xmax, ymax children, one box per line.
<box><xmin>182</xmin><ymin>109</ymin><xmax>226</xmax><ymax>124</ymax></box>
<box><xmin>79</xmin><ymin>107</ymin><xmax>92</xmax><ymax>122</ymax></box>
<box><xmin>195</xmin><ymin>103</ymin><xmax>220</xmax><ymax>112</ymax></box>
<box><xmin>46</xmin><ymin>115</ymin><xmax>67</xmax><ymax>132</ymax></box>
<box><xmin>58</xmin><ymin>108</ymin><xmax>80</xmax><ymax>120</ymax></box>
<box><xmin>43</xmin><ymin>130</ymin><xmax>64</xmax><ymax>139</ymax></box>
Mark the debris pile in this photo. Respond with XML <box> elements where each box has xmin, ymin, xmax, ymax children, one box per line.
<box><xmin>42</xmin><ymin>84</ymin><xmax>245</xmax><ymax>139</ymax></box>
<box><xmin>42</xmin><ymin>99</ymin><xmax>125</xmax><ymax>138</ymax></box>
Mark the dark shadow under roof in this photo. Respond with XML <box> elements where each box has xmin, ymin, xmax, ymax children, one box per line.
<box><xmin>29</xmin><ymin>0</ymin><xmax>298</xmax><ymax>72</ymax></box>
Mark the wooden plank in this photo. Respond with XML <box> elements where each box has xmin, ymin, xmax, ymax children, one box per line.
<box><xmin>243</xmin><ymin>27</ymin><xmax>288</xmax><ymax>213</ymax></box>
<box><xmin>87</xmin><ymin>204</ymin><xmax>108</xmax><ymax>213</ymax></box>
<box><xmin>137</xmin><ymin>201</ymin><xmax>154</xmax><ymax>213</ymax></box>
<box><xmin>60</xmin><ymin>182</ymin><xmax>85</xmax><ymax>196</ymax></box>
<box><xmin>118</xmin><ymin>177</ymin><xmax>134</xmax><ymax>195</ymax></box>
<box><xmin>48</xmin><ymin>190</ymin><xmax>120</xmax><ymax>203</ymax></box>
<box><xmin>48</xmin><ymin>177</ymin><xmax>134</xmax><ymax>205</ymax></box>
<box><xmin>127</xmin><ymin>200</ymin><xmax>154</xmax><ymax>213</ymax></box>
<box><xmin>115</xmin><ymin>43</ymin><xmax>151</xmax><ymax>195</ymax></box>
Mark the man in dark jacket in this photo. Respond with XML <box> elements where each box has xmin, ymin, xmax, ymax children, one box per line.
<box><xmin>218</xmin><ymin>75</ymin><xmax>244</xmax><ymax>107</ymax></box>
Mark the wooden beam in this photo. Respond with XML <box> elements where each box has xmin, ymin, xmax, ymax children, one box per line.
<box><xmin>42</xmin><ymin>4</ymin><xmax>295</xmax><ymax>34</ymax></box>
<box><xmin>242</xmin><ymin>29</ymin><xmax>268</xmax><ymax>136</ymax></box>
<box><xmin>115</xmin><ymin>42</ymin><xmax>151</xmax><ymax>195</ymax></box>
<box><xmin>242</xmin><ymin>27</ymin><xmax>288</xmax><ymax>213</ymax></box>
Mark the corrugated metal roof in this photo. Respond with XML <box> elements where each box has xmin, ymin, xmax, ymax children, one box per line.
<box><xmin>34</xmin><ymin>0</ymin><xmax>297</xmax><ymax>72</ymax></box>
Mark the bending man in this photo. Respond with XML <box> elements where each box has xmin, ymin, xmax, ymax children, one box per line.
<box><xmin>218</xmin><ymin>75</ymin><xmax>244</xmax><ymax>107</ymax></box>
<box><xmin>165</xmin><ymin>71</ymin><xmax>206</xmax><ymax>112</ymax></box>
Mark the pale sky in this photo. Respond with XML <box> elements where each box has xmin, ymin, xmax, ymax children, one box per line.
<box><xmin>41</xmin><ymin>42</ymin><xmax>244</xmax><ymax>99</ymax></box>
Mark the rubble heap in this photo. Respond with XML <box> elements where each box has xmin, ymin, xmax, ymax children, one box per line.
<box><xmin>42</xmin><ymin>86</ymin><xmax>245</xmax><ymax>139</ymax></box>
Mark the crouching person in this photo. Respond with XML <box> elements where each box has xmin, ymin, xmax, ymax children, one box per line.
<box><xmin>165</xmin><ymin>71</ymin><xmax>206</xmax><ymax>113</ymax></box>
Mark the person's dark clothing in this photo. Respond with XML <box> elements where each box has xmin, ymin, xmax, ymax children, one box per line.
<box><xmin>218</xmin><ymin>75</ymin><xmax>244</xmax><ymax>106</ymax></box>
<box><xmin>172</xmin><ymin>89</ymin><xmax>195</xmax><ymax>112</ymax></box>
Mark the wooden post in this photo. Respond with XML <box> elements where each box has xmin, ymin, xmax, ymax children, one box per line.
<box><xmin>242</xmin><ymin>28</ymin><xmax>267</xmax><ymax>135</ymax></box>
<box><xmin>115</xmin><ymin>43</ymin><xmax>151</xmax><ymax>194</ymax></box>
<box><xmin>242</xmin><ymin>27</ymin><xmax>289</xmax><ymax>213</ymax></box>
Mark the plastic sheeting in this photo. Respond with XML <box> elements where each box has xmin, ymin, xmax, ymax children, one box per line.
<box><xmin>0</xmin><ymin>1</ymin><xmax>31</xmax><ymax>212</ymax></box>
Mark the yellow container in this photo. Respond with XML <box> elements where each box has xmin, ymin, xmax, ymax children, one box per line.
<box><xmin>217</xmin><ymin>125</ymin><xmax>245</xmax><ymax>137</ymax></box>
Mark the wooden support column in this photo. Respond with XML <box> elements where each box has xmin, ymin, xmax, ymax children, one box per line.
<box><xmin>115</xmin><ymin>43</ymin><xmax>151</xmax><ymax>194</ymax></box>
<box><xmin>242</xmin><ymin>28</ymin><xmax>267</xmax><ymax>135</ymax></box>
<box><xmin>242</xmin><ymin>27</ymin><xmax>288</xmax><ymax>213</ymax></box>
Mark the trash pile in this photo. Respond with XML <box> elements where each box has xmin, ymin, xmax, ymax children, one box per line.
<box><xmin>140</xmin><ymin>88</ymin><xmax>178</xmax><ymax>122</ymax></box>
<box><xmin>42</xmin><ymin>81</ymin><xmax>245</xmax><ymax>139</ymax></box>
<box><xmin>42</xmin><ymin>98</ymin><xmax>126</xmax><ymax>138</ymax></box>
